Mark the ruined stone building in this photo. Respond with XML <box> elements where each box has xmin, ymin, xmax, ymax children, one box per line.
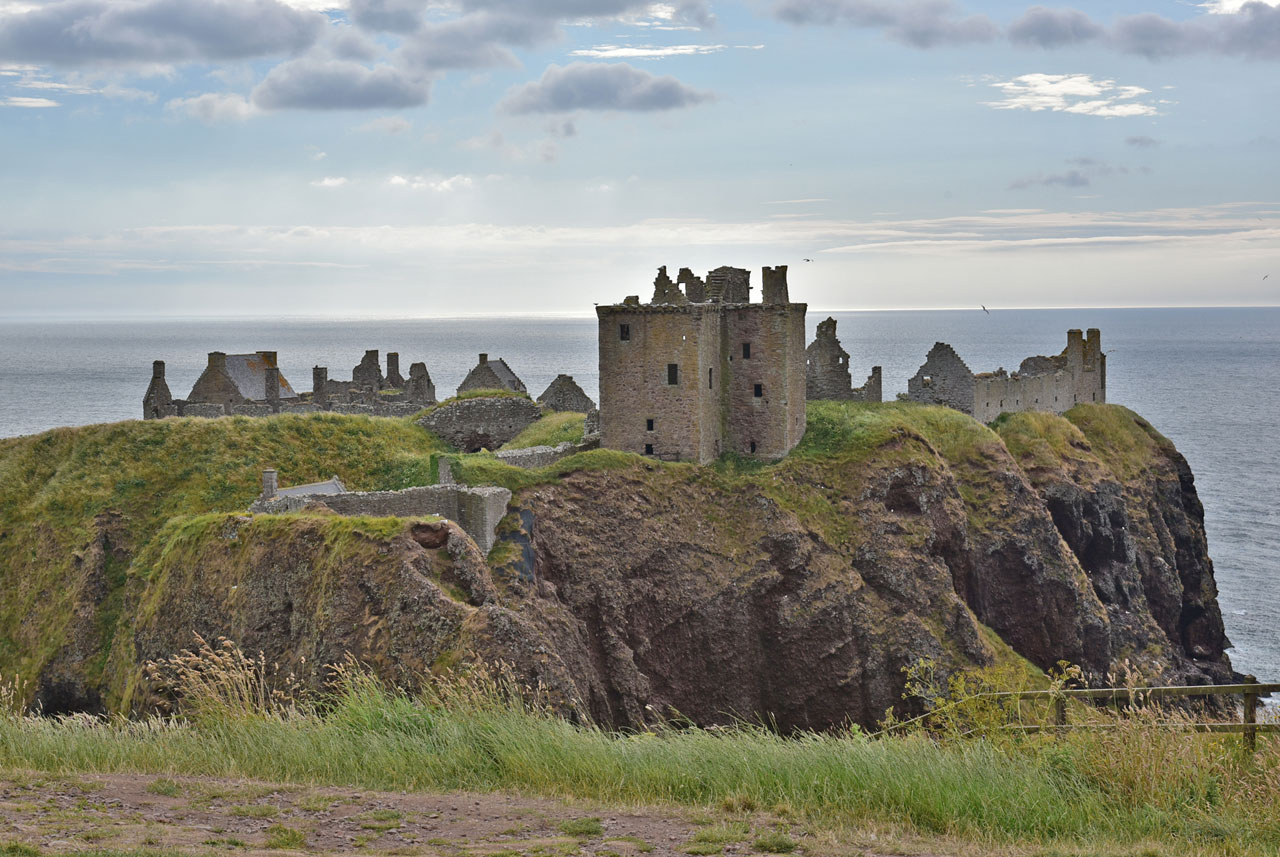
<box><xmin>457</xmin><ymin>354</ymin><xmax>526</xmax><ymax>397</ymax></box>
<box><xmin>805</xmin><ymin>317</ymin><xmax>882</xmax><ymax>402</ymax></box>
<box><xmin>906</xmin><ymin>329</ymin><xmax>1106</xmax><ymax>423</ymax></box>
<box><xmin>537</xmin><ymin>374</ymin><xmax>596</xmax><ymax>413</ymax></box>
<box><xmin>596</xmin><ymin>265</ymin><xmax>807</xmax><ymax>464</ymax></box>
<box><xmin>145</xmin><ymin>349</ymin><xmax>435</xmax><ymax>420</ymax></box>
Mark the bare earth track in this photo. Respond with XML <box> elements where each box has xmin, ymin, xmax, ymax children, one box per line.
<box><xmin>0</xmin><ymin>772</ymin><xmax>907</xmax><ymax>857</ymax></box>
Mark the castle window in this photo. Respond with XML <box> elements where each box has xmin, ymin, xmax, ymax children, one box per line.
<box><xmin>742</xmin><ymin>343</ymin><xmax>751</xmax><ymax>359</ymax></box>
<box><xmin>620</xmin><ymin>324</ymin><xmax>630</xmax><ymax>341</ymax></box>
<box><xmin>750</xmin><ymin>441</ymin><xmax>757</xmax><ymax>453</ymax></box>
<box><xmin>708</xmin><ymin>368</ymin><xmax>714</xmax><ymax>389</ymax></box>
<box><xmin>667</xmin><ymin>363</ymin><xmax>679</xmax><ymax>385</ymax></box>
<box><xmin>754</xmin><ymin>383</ymin><xmax>763</xmax><ymax>398</ymax></box>
<box><xmin>644</xmin><ymin>443</ymin><xmax>654</xmax><ymax>455</ymax></box>
<box><xmin>646</xmin><ymin>418</ymin><xmax>654</xmax><ymax>431</ymax></box>
<box><xmin>922</xmin><ymin>375</ymin><xmax>932</xmax><ymax>387</ymax></box>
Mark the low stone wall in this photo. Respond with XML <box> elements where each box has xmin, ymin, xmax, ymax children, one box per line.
<box><xmin>251</xmin><ymin>484</ymin><xmax>511</xmax><ymax>553</ymax></box>
<box><xmin>418</xmin><ymin>396</ymin><xmax>541</xmax><ymax>453</ymax></box>
<box><xmin>494</xmin><ymin>442</ymin><xmax>577</xmax><ymax>469</ymax></box>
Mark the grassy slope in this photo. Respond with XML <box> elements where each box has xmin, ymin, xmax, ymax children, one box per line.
<box><xmin>500</xmin><ymin>411</ymin><xmax>586</xmax><ymax>450</ymax></box>
<box><xmin>0</xmin><ymin>413</ymin><xmax>444</xmax><ymax>689</ymax></box>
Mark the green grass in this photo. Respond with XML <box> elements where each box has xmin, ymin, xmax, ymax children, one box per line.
<box><xmin>500</xmin><ymin>412</ymin><xmax>586</xmax><ymax>450</ymax></box>
<box><xmin>0</xmin><ymin>670</ymin><xmax>1277</xmax><ymax>857</ymax></box>
<box><xmin>751</xmin><ymin>831</ymin><xmax>796</xmax><ymax>854</ymax></box>
<box><xmin>263</xmin><ymin>824</ymin><xmax>305</xmax><ymax>850</ymax></box>
<box><xmin>557</xmin><ymin>818</ymin><xmax>604</xmax><ymax>838</ymax></box>
<box><xmin>0</xmin><ymin>412</ymin><xmax>444</xmax><ymax>694</ymax></box>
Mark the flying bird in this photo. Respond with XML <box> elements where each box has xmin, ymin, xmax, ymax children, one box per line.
<box><xmin>803</xmin><ymin>258</ymin><xmax>812</xmax><ymax>262</ymax></box>
<box><xmin>1265</xmin><ymin>274</ymin><xmax>1271</xmax><ymax>281</ymax></box>
<box><xmin>981</xmin><ymin>305</ymin><xmax>990</xmax><ymax>314</ymax></box>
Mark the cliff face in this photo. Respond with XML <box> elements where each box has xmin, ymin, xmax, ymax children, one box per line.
<box><xmin>0</xmin><ymin>404</ymin><xmax>1234</xmax><ymax>728</ymax></box>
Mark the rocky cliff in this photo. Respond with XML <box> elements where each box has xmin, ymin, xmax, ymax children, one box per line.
<box><xmin>0</xmin><ymin>404</ymin><xmax>1233</xmax><ymax>728</ymax></box>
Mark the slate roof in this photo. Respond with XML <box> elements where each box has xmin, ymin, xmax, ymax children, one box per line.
<box><xmin>460</xmin><ymin>356</ymin><xmax>526</xmax><ymax>394</ymax></box>
<box><xmin>225</xmin><ymin>352</ymin><xmax>298</xmax><ymax>400</ymax></box>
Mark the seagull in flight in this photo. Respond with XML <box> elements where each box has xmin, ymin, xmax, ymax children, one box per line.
<box><xmin>981</xmin><ymin>305</ymin><xmax>990</xmax><ymax>314</ymax></box>
<box><xmin>803</xmin><ymin>258</ymin><xmax>812</xmax><ymax>262</ymax></box>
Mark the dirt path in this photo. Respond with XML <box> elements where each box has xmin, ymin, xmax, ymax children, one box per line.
<box><xmin>0</xmin><ymin>772</ymin><xmax>834</xmax><ymax>857</ymax></box>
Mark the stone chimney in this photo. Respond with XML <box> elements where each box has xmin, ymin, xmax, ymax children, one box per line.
<box><xmin>208</xmin><ymin>351</ymin><xmax>227</xmax><ymax>370</ymax></box>
<box><xmin>262</xmin><ymin>468</ymin><xmax>278</xmax><ymax>499</ymax></box>
<box><xmin>265</xmin><ymin>366</ymin><xmax>281</xmax><ymax>410</ymax></box>
<box><xmin>479</xmin><ymin>353</ymin><xmax>488</xmax><ymax>364</ymax></box>
<box><xmin>313</xmin><ymin>366</ymin><xmax>328</xmax><ymax>409</ymax></box>
<box><xmin>152</xmin><ymin>360</ymin><xmax>166</xmax><ymax>380</ymax></box>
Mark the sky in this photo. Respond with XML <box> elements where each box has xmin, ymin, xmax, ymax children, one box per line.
<box><xmin>0</xmin><ymin>0</ymin><xmax>1277</xmax><ymax>318</ymax></box>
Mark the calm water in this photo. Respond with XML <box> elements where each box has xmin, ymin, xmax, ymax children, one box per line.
<box><xmin>1</xmin><ymin>308</ymin><xmax>1276</xmax><ymax>681</ymax></box>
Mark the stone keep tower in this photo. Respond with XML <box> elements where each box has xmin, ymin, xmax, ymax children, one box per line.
<box><xmin>596</xmin><ymin>265</ymin><xmax>807</xmax><ymax>464</ymax></box>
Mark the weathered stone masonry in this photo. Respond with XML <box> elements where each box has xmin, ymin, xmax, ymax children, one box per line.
<box><xmin>597</xmin><ymin>265</ymin><xmax>807</xmax><ymax>464</ymax></box>
<box><xmin>805</xmin><ymin>317</ymin><xmax>882</xmax><ymax>402</ymax></box>
<box><xmin>906</xmin><ymin>330</ymin><xmax>1106</xmax><ymax>423</ymax></box>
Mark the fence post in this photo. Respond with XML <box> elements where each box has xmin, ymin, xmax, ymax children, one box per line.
<box><xmin>1243</xmin><ymin>674</ymin><xmax>1258</xmax><ymax>754</ymax></box>
<box><xmin>1053</xmin><ymin>694</ymin><xmax>1067</xmax><ymax>734</ymax></box>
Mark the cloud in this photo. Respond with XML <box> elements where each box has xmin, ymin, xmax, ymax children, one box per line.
<box><xmin>772</xmin><ymin>0</ymin><xmax>998</xmax><ymax>47</ymax></box>
<box><xmin>0</xmin><ymin>0</ymin><xmax>325</xmax><ymax>66</ymax></box>
<box><xmin>1125</xmin><ymin>135</ymin><xmax>1161</xmax><ymax>148</ymax></box>
<box><xmin>349</xmin><ymin>0</ymin><xmax>426</xmax><ymax>33</ymax></box>
<box><xmin>165</xmin><ymin>92</ymin><xmax>257</xmax><ymax>122</ymax></box>
<box><xmin>984</xmin><ymin>73</ymin><xmax>1159</xmax><ymax>118</ymax></box>
<box><xmin>773</xmin><ymin>0</ymin><xmax>1280</xmax><ymax>60</ymax></box>
<box><xmin>1</xmin><ymin>95</ymin><xmax>58</xmax><ymax>106</ymax></box>
<box><xmin>395</xmin><ymin>12</ymin><xmax>557</xmax><ymax>72</ymax></box>
<box><xmin>252</xmin><ymin>57</ymin><xmax>430</xmax><ymax>109</ymax></box>
<box><xmin>1008</xmin><ymin>156</ymin><xmax>1149</xmax><ymax>189</ymax></box>
<box><xmin>311</xmin><ymin>176</ymin><xmax>349</xmax><ymax>187</ymax></box>
<box><xmin>500</xmin><ymin>62</ymin><xmax>712</xmax><ymax>114</ymax></box>
<box><xmin>570</xmin><ymin>43</ymin><xmax>729</xmax><ymax>58</ymax></box>
<box><xmin>356</xmin><ymin>114</ymin><xmax>411</xmax><ymax>133</ymax></box>
<box><xmin>1007</xmin><ymin>6</ymin><xmax>1104</xmax><ymax>48</ymax></box>
<box><xmin>387</xmin><ymin>173</ymin><xmax>473</xmax><ymax>191</ymax></box>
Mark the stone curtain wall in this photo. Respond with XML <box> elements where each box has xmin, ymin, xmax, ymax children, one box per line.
<box><xmin>494</xmin><ymin>442</ymin><xmax>578</xmax><ymax>469</ymax></box>
<box><xmin>251</xmin><ymin>484</ymin><xmax>512</xmax><ymax>553</ymax></box>
<box><xmin>418</xmin><ymin>396</ymin><xmax>541</xmax><ymax>453</ymax></box>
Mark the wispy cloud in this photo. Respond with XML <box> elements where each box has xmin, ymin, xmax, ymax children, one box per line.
<box><xmin>984</xmin><ymin>73</ymin><xmax>1158</xmax><ymax>118</ymax></box>
<box><xmin>1008</xmin><ymin>157</ymin><xmax>1151</xmax><ymax>190</ymax></box>
<box><xmin>570</xmin><ymin>44</ymin><xmax>728</xmax><ymax>58</ymax></box>
<box><xmin>310</xmin><ymin>176</ymin><xmax>349</xmax><ymax>188</ymax></box>
<box><xmin>388</xmin><ymin>173</ymin><xmax>474</xmax><ymax>191</ymax></box>
<box><xmin>1</xmin><ymin>95</ymin><xmax>57</xmax><ymax>107</ymax></box>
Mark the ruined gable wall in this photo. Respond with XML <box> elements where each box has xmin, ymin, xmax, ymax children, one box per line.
<box><xmin>971</xmin><ymin>330</ymin><xmax>1106</xmax><ymax>423</ymax></box>
<box><xmin>188</xmin><ymin>354</ymin><xmax>245</xmax><ymax>409</ymax></box>
<box><xmin>538</xmin><ymin>375</ymin><xmax>596</xmax><ymax>413</ymax></box>
<box><xmin>850</xmin><ymin>367</ymin><xmax>883</xmax><ymax>403</ymax></box>
<box><xmin>597</xmin><ymin>304</ymin><xmax>716</xmax><ymax>462</ymax></box>
<box><xmin>906</xmin><ymin>344</ymin><xmax>976</xmax><ymax>415</ymax></box>
<box><xmin>805</xmin><ymin>320</ymin><xmax>853</xmax><ymax>400</ymax></box>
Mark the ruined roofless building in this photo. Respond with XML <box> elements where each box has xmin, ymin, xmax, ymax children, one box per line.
<box><xmin>906</xmin><ymin>329</ymin><xmax>1105</xmax><ymax>423</ymax></box>
<box><xmin>805</xmin><ymin>317</ymin><xmax>882</xmax><ymax>402</ymax></box>
<box><xmin>597</xmin><ymin>265</ymin><xmax>807</xmax><ymax>464</ymax></box>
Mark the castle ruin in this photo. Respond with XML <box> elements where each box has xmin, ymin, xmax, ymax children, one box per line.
<box><xmin>906</xmin><ymin>329</ymin><xmax>1106</xmax><ymax>423</ymax></box>
<box><xmin>805</xmin><ymin>317</ymin><xmax>882</xmax><ymax>402</ymax></box>
<box><xmin>144</xmin><ymin>349</ymin><xmax>437</xmax><ymax>420</ymax></box>
<box><xmin>596</xmin><ymin>265</ymin><xmax>807</xmax><ymax>464</ymax></box>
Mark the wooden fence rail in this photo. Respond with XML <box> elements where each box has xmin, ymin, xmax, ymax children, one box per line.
<box><xmin>887</xmin><ymin>675</ymin><xmax>1279</xmax><ymax>751</ymax></box>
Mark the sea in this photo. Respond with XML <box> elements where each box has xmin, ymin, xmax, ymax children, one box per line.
<box><xmin>0</xmin><ymin>308</ymin><xmax>1276</xmax><ymax>682</ymax></box>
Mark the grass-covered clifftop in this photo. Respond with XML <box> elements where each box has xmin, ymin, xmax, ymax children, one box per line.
<box><xmin>0</xmin><ymin>402</ymin><xmax>1232</xmax><ymax>723</ymax></box>
<box><xmin>0</xmin><ymin>413</ymin><xmax>446</xmax><ymax>708</ymax></box>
